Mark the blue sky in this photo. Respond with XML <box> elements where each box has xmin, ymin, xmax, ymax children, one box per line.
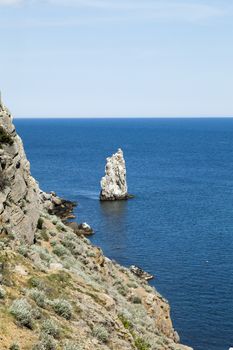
<box><xmin>0</xmin><ymin>0</ymin><xmax>232</xmax><ymax>117</ymax></box>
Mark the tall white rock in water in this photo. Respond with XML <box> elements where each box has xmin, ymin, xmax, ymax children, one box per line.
<box><xmin>100</xmin><ymin>148</ymin><xmax>130</xmax><ymax>201</ymax></box>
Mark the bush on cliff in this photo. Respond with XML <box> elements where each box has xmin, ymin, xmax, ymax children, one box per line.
<box><xmin>0</xmin><ymin>126</ymin><xmax>13</xmax><ymax>147</ymax></box>
<box><xmin>10</xmin><ymin>298</ymin><xmax>34</xmax><ymax>329</ymax></box>
<box><xmin>52</xmin><ymin>299</ymin><xmax>72</xmax><ymax>319</ymax></box>
<box><xmin>0</xmin><ymin>170</ymin><xmax>9</xmax><ymax>191</ymax></box>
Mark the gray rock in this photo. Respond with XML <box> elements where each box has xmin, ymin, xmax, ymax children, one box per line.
<box><xmin>0</xmin><ymin>102</ymin><xmax>42</xmax><ymax>243</ymax></box>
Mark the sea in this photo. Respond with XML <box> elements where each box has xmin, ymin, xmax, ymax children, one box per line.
<box><xmin>14</xmin><ymin>118</ymin><xmax>233</xmax><ymax>350</ymax></box>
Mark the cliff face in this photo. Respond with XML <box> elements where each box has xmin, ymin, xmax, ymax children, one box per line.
<box><xmin>0</xmin><ymin>102</ymin><xmax>192</xmax><ymax>350</ymax></box>
<box><xmin>0</xmin><ymin>103</ymin><xmax>42</xmax><ymax>243</ymax></box>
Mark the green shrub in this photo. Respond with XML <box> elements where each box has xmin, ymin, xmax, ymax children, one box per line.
<box><xmin>0</xmin><ymin>286</ymin><xmax>6</xmax><ymax>299</ymax></box>
<box><xmin>118</xmin><ymin>314</ymin><xmax>133</xmax><ymax>330</ymax></box>
<box><xmin>17</xmin><ymin>244</ymin><xmax>29</xmax><ymax>257</ymax></box>
<box><xmin>37</xmin><ymin>218</ymin><xmax>44</xmax><ymax>230</ymax></box>
<box><xmin>28</xmin><ymin>277</ymin><xmax>45</xmax><ymax>290</ymax></box>
<box><xmin>52</xmin><ymin>299</ymin><xmax>72</xmax><ymax>319</ymax></box>
<box><xmin>53</xmin><ymin>244</ymin><xmax>69</xmax><ymax>257</ymax></box>
<box><xmin>32</xmin><ymin>246</ymin><xmax>52</xmax><ymax>263</ymax></box>
<box><xmin>40</xmin><ymin>229</ymin><xmax>49</xmax><ymax>241</ymax></box>
<box><xmin>0</xmin><ymin>126</ymin><xmax>13</xmax><ymax>146</ymax></box>
<box><xmin>9</xmin><ymin>344</ymin><xmax>20</xmax><ymax>350</ymax></box>
<box><xmin>131</xmin><ymin>296</ymin><xmax>142</xmax><ymax>304</ymax></box>
<box><xmin>117</xmin><ymin>284</ymin><xmax>128</xmax><ymax>296</ymax></box>
<box><xmin>32</xmin><ymin>333</ymin><xmax>56</xmax><ymax>350</ymax></box>
<box><xmin>28</xmin><ymin>289</ymin><xmax>46</xmax><ymax>308</ymax></box>
<box><xmin>92</xmin><ymin>325</ymin><xmax>109</xmax><ymax>343</ymax></box>
<box><xmin>135</xmin><ymin>337</ymin><xmax>151</xmax><ymax>350</ymax></box>
<box><xmin>10</xmin><ymin>298</ymin><xmax>33</xmax><ymax>328</ymax></box>
<box><xmin>50</xmin><ymin>239</ymin><xmax>57</xmax><ymax>247</ymax></box>
<box><xmin>41</xmin><ymin>319</ymin><xmax>60</xmax><ymax>339</ymax></box>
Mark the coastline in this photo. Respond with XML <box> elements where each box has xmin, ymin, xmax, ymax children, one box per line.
<box><xmin>0</xmin><ymin>104</ymin><xmax>193</xmax><ymax>349</ymax></box>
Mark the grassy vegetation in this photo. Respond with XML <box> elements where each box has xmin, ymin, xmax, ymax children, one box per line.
<box><xmin>134</xmin><ymin>337</ymin><xmax>151</xmax><ymax>350</ymax></box>
<box><xmin>63</xmin><ymin>341</ymin><xmax>81</xmax><ymax>350</ymax></box>
<box><xmin>0</xmin><ymin>212</ymin><xmax>177</xmax><ymax>350</ymax></box>
<box><xmin>92</xmin><ymin>325</ymin><xmax>109</xmax><ymax>343</ymax></box>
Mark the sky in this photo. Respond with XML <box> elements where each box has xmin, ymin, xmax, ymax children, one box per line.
<box><xmin>0</xmin><ymin>0</ymin><xmax>233</xmax><ymax>117</ymax></box>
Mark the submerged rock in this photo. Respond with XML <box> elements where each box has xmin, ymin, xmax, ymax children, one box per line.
<box><xmin>100</xmin><ymin>148</ymin><xmax>132</xmax><ymax>201</ymax></box>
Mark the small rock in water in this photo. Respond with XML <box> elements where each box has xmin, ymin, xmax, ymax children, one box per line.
<box><xmin>100</xmin><ymin>148</ymin><xmax>133</xmax><ymax>201</ymax></box>
<box><xmin>66</xmin><ymin>222</ymin><xmax>94</xmax><ymax>236</ymax></box>
<box><xmin>130</xmin><ymin>265</ymin><xmax>154</xmax><ymax>281</ymax></box>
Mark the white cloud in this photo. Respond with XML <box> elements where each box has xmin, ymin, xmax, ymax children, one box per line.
<box><xmin>0</xmin><ymin>0</ymin><xmax>229</xmax><ymax>24</ymax></box>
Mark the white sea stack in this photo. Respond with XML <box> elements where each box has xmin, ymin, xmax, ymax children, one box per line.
<box><xmin>100</xmin><ymin>148</ymin><xmax>131</xmax><ymax>201</ymax></box>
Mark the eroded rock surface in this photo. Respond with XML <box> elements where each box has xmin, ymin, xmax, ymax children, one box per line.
<box><xmin>0</xmin><ymin>103</ymin><xmax>42</xmax><ymax>243</ymax></box>
<box><xmin>100</xmin><ymin>148</ymin><xmax>131</xmax><ymax>201</ymax></box>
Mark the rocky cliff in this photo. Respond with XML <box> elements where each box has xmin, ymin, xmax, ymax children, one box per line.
<box><xmin>0</xmin><ymin>103</ymin><xmax>42</xmax><ymax>243</ymax></box>
<box><xmin>0</xmin><ymin>102</ymin><xmax>192</xmax><ymax>350</ymax></box>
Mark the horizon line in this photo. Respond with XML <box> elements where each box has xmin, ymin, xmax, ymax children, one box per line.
<box><xmin>14</xmin><ymin>115</ymin><xmax>233</xmax><ymax>119</ymax></box>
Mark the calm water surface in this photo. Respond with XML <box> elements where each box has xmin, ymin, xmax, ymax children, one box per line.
<box><xmin>15</xmin><ymin>118</ymin><xmax>233</xmax><ymax>350</ymax></box>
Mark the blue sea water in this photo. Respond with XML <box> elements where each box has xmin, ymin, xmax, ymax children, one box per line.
<box><xmin>14</xmin><ymin>118</ymin><xmax>233</xmax><ymax>350</ymax></box>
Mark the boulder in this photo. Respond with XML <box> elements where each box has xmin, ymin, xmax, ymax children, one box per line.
<box><xmin>66</xmin><ymin>222</ymin><xmax>94</xmax><ymax>236</ymax></box>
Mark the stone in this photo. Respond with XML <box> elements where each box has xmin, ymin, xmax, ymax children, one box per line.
<box><xmin>14</xmin><ymin>265</ymin><xmax>28</xmax><ymax>276</ymax></box>
<box><xmin>49</xmin><ymin>262</ymin><xmax>63</xmax><ymax>270</ymax></box>
<box><xmin>100</xmin><ymin>148</ymin><xmax>132</xmax><ymax>201</ymax></box>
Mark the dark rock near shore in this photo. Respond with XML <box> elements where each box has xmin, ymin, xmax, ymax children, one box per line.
<box><xmin>42</xmin><ymin>192</ymin><xmax>77</xmax><ymax>222</ymax></box>
<box><xmin>48</xmin><ymin>198</ymin><xmax>77</xmax><ymax>221</ymax></box>
<box><xmin>130</xmin><ymin>265</ymin><xmax>154</xmax><ymax>281</ymax></box>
